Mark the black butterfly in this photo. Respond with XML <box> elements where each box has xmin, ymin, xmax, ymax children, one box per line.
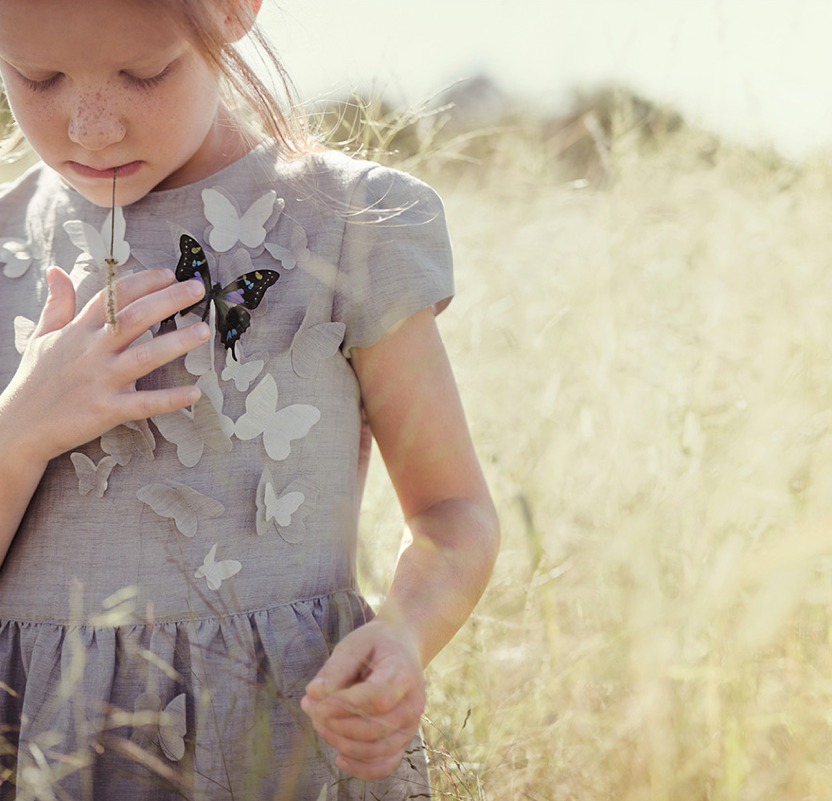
<box><xmin>164</xmin><ymin>234</ymin><xmax>279</xmax><ymax>360</ymax></box>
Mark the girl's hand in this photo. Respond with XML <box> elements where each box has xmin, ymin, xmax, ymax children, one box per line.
<box><xmin>2</xmin><ymin>266</ymin><xmax>209</xmax><ymax>465</ymax></box>
<box><xmin>301</xmin><ymin>618</ymin><xmax>426</xmax><ymax>780</ymax></box>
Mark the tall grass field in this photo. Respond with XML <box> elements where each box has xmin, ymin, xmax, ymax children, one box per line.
<box><xmin>5</xmin><ymin>88</ymin><xmax>832</xmax><ymax>799</ymax></box>
<box><xmin>354</xmin><ymin>91</ymin><xmax>832</xmax><ymax>800</ymax></box>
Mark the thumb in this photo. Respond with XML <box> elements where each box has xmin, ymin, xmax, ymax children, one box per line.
<box><xmin>34</xmin><ymin>267</ymin><xmax>76</xmax><ymax>336</ymax></box>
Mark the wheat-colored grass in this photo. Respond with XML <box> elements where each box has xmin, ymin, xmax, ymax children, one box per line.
<box><xmin>356</xmin><ymin>99</ymin><xmax>832</xmax><ymax>800</ymax></box>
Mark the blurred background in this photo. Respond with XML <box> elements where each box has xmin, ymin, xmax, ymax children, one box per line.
<box><xmin>266</xmin><ymin>0</ymin><xmax>832</xmax><ymax>159</ymax></box>
<box><xmin>272</xmin><ymin>2</ymin><xmax>832</xmax><ymax>799</ymax></box>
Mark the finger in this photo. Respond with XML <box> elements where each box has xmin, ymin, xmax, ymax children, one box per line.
<box><xmin>315</xmin><ymin>721</ymin><xmax>412</xmax><ymax>765</ymax></box>
<box><xmin>111</xmin><ymin>384</ymin><xmax>203</xmax><ymax>422</ymax></box>
<box><xmin>33</xmin><ymin>267</ymin><xmax>76</xmax><ymax>337</ymax></box>
<box><xmin>111</xmin><ymin>268</ymin><xmax>178</xmax><ymax>311</ymax></box>
<box><xmin>113</xmin><ymin>277</ymin><xmax>206</xmax><ymax>343</ymax></box>
<box><xmin>312</xmin><ymin>695</ymin><xmax>420</xmax><ymax>744</ymax></box>
<box><xmin>78</xmin><ymin>269</ymin><xmax>174</xmax><ymax>327</ymax></box>
<box><xmin>320</xmin><ymin>665</ymin><xmax>418</xmax><ymax>720</ymax></box>
<box><xmin>111</xmin><ymin>321</ymin><xmax>211</xmax><ymax>385</ymax></box>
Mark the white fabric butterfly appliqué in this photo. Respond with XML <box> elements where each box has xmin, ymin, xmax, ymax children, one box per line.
<box><xmin>13</xmin><ymin>316</ymin><xmax>35</xmax><ymax>354</ymax></box>
<box><xmin>153</xmin><ymin>381</ymin><xmax>233</xmax><ymax>468</ymax></box>
<box><xmin>255</xmin><ymin>468</ymin><xmax>318</xmax><ymax>542</ymax></box>
<box><xmin>202</xmin><ymin>187</ymin><xmax>283</xmax><ymax>252</ymax></box>
<box><xmin>221</xmin><ymin>345</ymin><xmax>266</xmax><ymax>392</ymax></box>
<box><xmin>195</xmin><ymin>543</ymin><xmax>242</xmax><ymax>591</ymax></box>
<box><xmin>137</xmin><ymin>481</ymin><xmax>225</xmax><ymax>538</ymax></box>
<box><xmin>265</xmin><ymin>222</ymin><xmax>310</xmax><ymax>272</ymax></box>
<box><xmin>132</xmin><ymin>692</ymin><xmax>188</xmax><ymax>763</ymax></box>
<box><xmin>234</xmin><ymin>374</ymin><xmax>320</xmax><ymax>462</ymax></box>
<box><xmin>290</xmin><ymin>312</ymin><xmax>345</xmax><ymax>379</ymax></box>
<box><xmin>70</xmin><ymin>453</ymin><xmax>118</xmax><ymax>498</ymax></box>
<box><xmin>0</xmin><ymin>237</ymin><xmax>34</xmax><ymax>278</ymax></box>
<box><xmin>64</xmin><ymin>207</ymin><xmax>132</xmax><ymax>311</ymax></box>
<box><xmin>64</xmin><ymin>207</ymin><xmax>130</xmax><ymax>268</ymax></box>
<box><xmin>100</xmin><ymin>419</ymin><xmax>156</xmax><ymax>465</ymax></box>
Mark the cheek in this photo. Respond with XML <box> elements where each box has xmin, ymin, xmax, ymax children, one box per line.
<box><xmin>4</xmin><ymin>88</ymin><xmax>60</xmax><ymax>148</ymax></box>
<box><xmin>139</xmin><ymin>73</ymin><xmax>219</xmax><ymax>149</ymax></box>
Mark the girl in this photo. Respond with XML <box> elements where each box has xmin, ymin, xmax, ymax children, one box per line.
<box><xmin>0</xmin><ymin>0</ymin><xmax>499</xmax><ymax>799</ymax></box>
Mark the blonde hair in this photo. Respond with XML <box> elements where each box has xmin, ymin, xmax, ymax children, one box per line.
<box><xmin>174</xmin><ymin>0</ymin><xmax>311</xmax><ymax>154</ymax></box>
<box><xmin>1</xmin><ymin>0</ymin><xmax>312</xmax><ymax>162</ymax></box>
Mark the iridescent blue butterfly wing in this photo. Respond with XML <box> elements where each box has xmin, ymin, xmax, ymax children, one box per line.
<box><xmin>215</xmin><ymin>269</ymin><xmax>280</xmax><ymax>360</ymax></box>
<box><xmin>175</xmin><ymin>234</ymin><xmax>214</xmax><ymax>319</ymax></box>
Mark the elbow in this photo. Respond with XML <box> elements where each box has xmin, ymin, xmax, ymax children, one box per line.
<box><xmin>465</xmin><ymin>492</ymin><xmax>500</xmax><ymax>590</ymax></box>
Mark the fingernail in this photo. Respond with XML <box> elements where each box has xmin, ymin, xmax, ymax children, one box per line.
<box><xmin>185</xmin><ymin>280</ymin><xmax>205</xmax><ymax>298</ymax></box>
<box><xmin>194</xmin><ymin>322</ymin><xmax>211</xmax><ymax>340</ymax></box>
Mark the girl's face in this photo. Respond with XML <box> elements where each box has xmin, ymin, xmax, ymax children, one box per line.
<box><xmin>0</xmin><ymin>0</ymin><xmax>246</xmax><ymax>207</ymax></box>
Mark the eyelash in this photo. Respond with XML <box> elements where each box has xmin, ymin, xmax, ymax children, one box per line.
<box><xmin>18</xmin><ymin>65</ymin><xmax>172</xmax><ymax>93</ymax></box>
<box><xmin>126</xmin><ymin>65</ymin><xmax>172</xmax><ymax>90</ymax></box>
<box><xmin>19</xmin><ymin>73</ymin><xmax>61</xmax><ymax>93</ymax></box>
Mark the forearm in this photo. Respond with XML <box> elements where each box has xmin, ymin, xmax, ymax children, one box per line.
<box><xmin>376</xmin><ymin>495</ymin><xmax>499</xmax><ymax>667</ymax></box>
<box><xmin>0</xmin><ymin>428</ymin><xmax>48</xmax><ymax>567</ymax></box>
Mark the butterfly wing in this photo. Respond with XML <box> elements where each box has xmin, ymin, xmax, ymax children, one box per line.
<box><xmin>219</xmin><ymin>269</ymin><xmax>280</xmax><ymax>311</ymax></box>
<box><xmin>202</xmin><ymin>188</ymin><xmax>242</xmax><ymax>253</ymax></box>
<box><xmin>153</xmin><ymin>409</ymin><xmax>204</xmax><ymax>468</ymax></box>
<box><xmin>137</xmin><ymin>481</ymin><xmax>224</xmax><ymax>537</ymax></box>
<box><xmin>70</xmin><ymin>453</ymin><xmax>117</xmax><ymax>498</ymax></box>
<box><xmin>13</xmin><ymin>316</ymin><xmax>36</xmax><ymax>355</ymax></box>
<box><xmin>265</xmin><ymin>486</ymin><xmax>305</xmax><ymax>527</ymax></box>
<box><xmin>215</xmin><ymin>269</ymin><xmax>279</xmax><ymax>359</ymax></box>
<box><xmin>234</xmin><ymin>374</ymin><xmax>278</xmax><ymax>441</ymax></box>
<box><xmin>1</xmin><ymin>238</ymin><xmax>33</xmax><ymax>278</ymax></box>
<box><xmin>158</xmin><ymin>693</ymin><xmax>187</xmax><ymax>762</ymax></box>
<box><xmin>262</xmin><ymin>403</ymin><xmax>321</xmax><ymax>462</ymax></box>
<box><xmin>137</xmin><ymin>483</ymin><xmax>199</xmax><ymax>537</ymax></box>
<box><xmin>173</xmin><ymin>235</ymin><xmax>213</xmax><ymax>319</ymax></box>
<box><xmin>221</xmin><ymin>348</ymin><xmax>265</xmax><ymax>391</ymax></box>
<box><xmin>195</xmin><ymin>543</ymin><xmax>242</xmax><ymax>590</ymax></box>
<box><xmin>291</xmin><ymin>321</ymin><xmax>346</xmax><ymax>378</ymax></box>
<box><xmin>238</xmin><ymin>192</ymin><xmax>278</xmax><ymax>249</ymax></box>
<box><xmin>101</xmin><ymin>419</ymin><xmax>156</xmax><ymax>465</ymax></box>
<box><xmin>216</xmin><ymin>304</ymin><xmax>252</xmax><ymax>360</ymax></box>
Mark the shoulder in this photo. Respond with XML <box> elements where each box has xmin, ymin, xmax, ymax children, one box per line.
<box><xmin>0</xmin><ymin>160</ymin><xmax>51</xmax><ymax>206</ymax></box>
<box><xmin>0</xmin><ymin>161</ymin><xmax>67</xmax><ymax>242</ymax></box>
<box><xmin>255</xmin><ymin>146</ymin><xmax>445</xmax><ymax>220</ymax></box>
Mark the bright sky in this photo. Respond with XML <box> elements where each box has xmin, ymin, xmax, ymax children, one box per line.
<box><xmin>261</xmin><ymin>0</ymin><xmax>832</xmax><ymax>159</ymax></box>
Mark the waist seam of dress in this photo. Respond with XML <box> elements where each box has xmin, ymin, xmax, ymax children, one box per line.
<box><xmin>0</xmin><ymin>586</ymin><xmax>363</xmax><ymax>628</ymax></box>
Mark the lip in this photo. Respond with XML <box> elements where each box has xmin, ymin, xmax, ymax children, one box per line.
<box><xmin>68</xmin><ymin>160</ymin><xmax>142</xmax><ymax>179</ymax></box>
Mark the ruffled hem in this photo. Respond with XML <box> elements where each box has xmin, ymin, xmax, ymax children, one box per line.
<box><xmin>0</xmin><ymin>591</ymin><xmax>430</xmax><ymax>800</ymax></box>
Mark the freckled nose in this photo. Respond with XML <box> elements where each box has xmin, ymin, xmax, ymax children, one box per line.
<box><xmin>67</xmin><ymin>90</ymin><xmax>126</xmax><ymax>151</ymax></box>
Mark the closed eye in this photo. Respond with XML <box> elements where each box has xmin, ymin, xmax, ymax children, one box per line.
<box><xmin>123</xmin><ymin>63</ymin><xmax>174</xmax><ymax>90</ymax></box>
<box><xmin>17</xmin><ymin>71</ymin><xmax>62</xmax><ymax>93</ymax></box>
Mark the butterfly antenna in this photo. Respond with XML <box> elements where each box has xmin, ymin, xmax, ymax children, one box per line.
<box><xmin>105</xmin><ymin>167</ymin><xmax>118</xmax><ymax>329</ymax></box>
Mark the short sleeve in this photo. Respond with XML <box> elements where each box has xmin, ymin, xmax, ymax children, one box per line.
<box><xmin>334</xmin><ymin>164</ymin><xmax>454</xmax><ymax>356</ymax></box>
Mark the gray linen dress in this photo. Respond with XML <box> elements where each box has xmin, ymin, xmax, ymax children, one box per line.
<box><xmin>0</xmin><ymin>145</ymin><xmax>452</xmax><ymax>800</ymax></box>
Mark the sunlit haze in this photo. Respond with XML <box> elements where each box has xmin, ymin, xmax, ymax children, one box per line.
<box><xmin>264</xmin><ymin>0</ymin><xmax>832</xmax><ymax>158</ymax></box>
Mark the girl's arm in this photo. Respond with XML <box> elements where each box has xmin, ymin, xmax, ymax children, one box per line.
<box><xmin>302</xmin><ymin>306</ymin><xmax>500</xmax><ymax>779</ymax></box>
<box><xmin>0</xmin><ymin>267</ymin><xmax>208</xmax><ymax>564</ymax></box>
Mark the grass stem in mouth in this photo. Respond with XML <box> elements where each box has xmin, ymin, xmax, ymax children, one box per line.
<box><xmin>105</xmin><ymin>166</ymin><xmax>118</xmax><ymax>330</ymax></box>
